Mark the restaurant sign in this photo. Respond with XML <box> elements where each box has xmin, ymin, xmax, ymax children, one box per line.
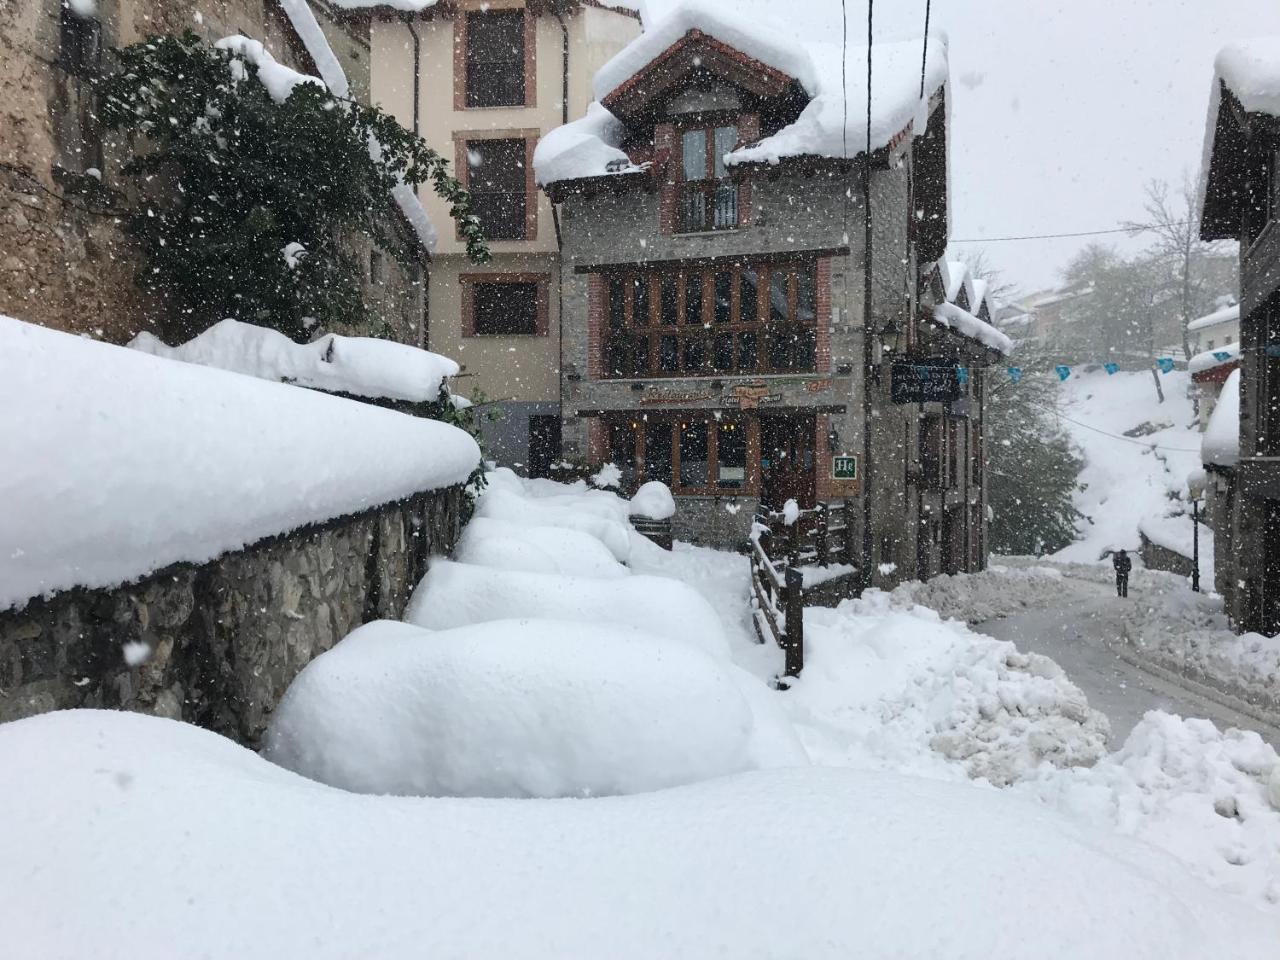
<box><xmin>890</xmin><ymin>360</ymin><xmax>963</xmax><ymax>404</ymax></box>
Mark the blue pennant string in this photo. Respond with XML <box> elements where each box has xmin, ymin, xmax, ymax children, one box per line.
<box><xmin>956</xmin><ymin>366</ymin><xmax>970</xmax><ymax>385</ymax></box>
<box><xmin>1103</xmin><ymin>362</ymin><xmax>1119</xmax><ymax>375</ymax></box>
<box><xmin>1266</xmin><ymin>345</ymin><xmax>1280</xmax><ymax>358</ymax></box>
<box><xmin>1212</xmin><ymin>350</ymin><xmax>1233</xmax><ymax>362</ymax></box>
<box><xmin>1156</xmin><ymin>357</ymin><xmax>1175</xmax><ymax>374</ymax></box>
<box><xmin>1007</xmin><ymin>367</ymin><xmax>1023</xmax><ymax>383</ymax></box>
<box><xmin>1055</xmin><ymin>364</ymin><xmax>1071</xmax><ymax>381</ymax></box>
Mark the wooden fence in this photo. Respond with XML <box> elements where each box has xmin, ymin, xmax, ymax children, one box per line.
<box><xmin>749</xmin><ymin>502</ymin><xmax>858</xmax><ymax>683</ymax></box>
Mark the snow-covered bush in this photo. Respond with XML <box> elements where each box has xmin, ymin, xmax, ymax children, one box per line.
<box><xmin>475</xmin><ymin>487</ymin><xmax>632</xmax><ymax>560</ymax></box>
<box><xmin>629</xmin><ymin>480</ymin><xmax>675</xmax><ymax>520</ymax></box>
<box><xmin>455</xmin><ymin>517</ymin><xmax>628</xmax><ymax>579</ymax></box>
<box><xmin>404</xmin><ymin>560</ymin><xmax>730</xmax><ymax>660</ymax></box>
<box><xmin>262</xmin><ymin>619</ymin><xmax>780</xmax><ymax>797</ymax></box>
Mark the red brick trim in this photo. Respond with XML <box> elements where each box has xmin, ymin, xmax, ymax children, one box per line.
<box><xmin>460</xmin><ymin>272</ymin><xmax>550</xmax><ymax>337</ymax></box>
<box><xmin>815</xmin><ymin>413</ymin><xmax>834</xmax><ymax>502</ymax></box>
<box><xmin>816</xmin><ymin>257</ymin><xmax>833</xmax><ymax>372</ymax></box>
<box><xmin>736</xmin><ymin>113</ymin><xmax>759</xmax><ymax>226</ymax></box>
<box><xmin>453</xmin><ymin>1</ymin><xmax>536</xmax><ymax>112</ymax></box>
<box><xmin>587</xmin><ymin>274</ymin><xmax>604</xmax><ymax>377</ymax></box>
<box><xmin>655</xmin><ymin>123</ymin><xmax>676</xmax><ymax>236</ymax></box>
<box><xmin>454</xmin><ymin>128</ymin><xmax>541</xmax><ymax>242</ymax></box>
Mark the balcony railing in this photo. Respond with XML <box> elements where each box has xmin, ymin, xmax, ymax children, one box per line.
<box><xmin>679</xmin><ymin>181</ymin><xmax>738</xmax><ymax>233</ymax></box>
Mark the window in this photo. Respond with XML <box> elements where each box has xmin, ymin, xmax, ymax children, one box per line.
<box><xmin>466</xmin><ymin>277</ymin><xmax>544</xmax><ymax>336</ymax></box>
<box><xmin>528</xmin><ymin>416</ymin><xmax>561</xmax><ymax>479</ymax></box>
<box><xmin>610</xmin><ymin>415</ymin><xmax>753</xmax><ymax>494</ymax></box>
<box><xmin>678</xmin><ymin>124</ymin><xmax>739</xmax><ymax>232</ymax></box>
<box><xmin>1206</xmin><ymin>338</ymin><xmax>1215</xmax><ymax>350</ymax></box>
<box><xmin>600</xmin><ymin>261</ymin><xmax>820</xmax><ymax>378</ymax></box>
<box><xmin>466</xmin><ymin>138</ymin><xmax>528</xmax><ymax>240</ymax></box>
<box><xmin>717</xmin><ymin>421</ymin><xmax>747</xmax><ymax>489</ymax></box>
<box><xmin>679</xmin><ymin>421</ymin><xmax>709</xmax><ymax>487</ymax></box>
<box><xmin>464</xmin><ymin>10</ymin><xmax>525</xmax><ymax>108</ymax></box>
<box><xmin>644</xmin><ymin>421</ymin><xmax>673</xmax><ymax>485</ymax></box>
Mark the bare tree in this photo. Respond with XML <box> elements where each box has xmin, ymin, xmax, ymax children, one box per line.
<box><xmin>958</xmin><ymin>248</ymin><xmax>1019</xmax><ymax>306</ymax></box>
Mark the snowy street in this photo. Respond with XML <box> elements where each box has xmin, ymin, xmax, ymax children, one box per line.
<box><xmin>976</xmin><ymin>573</ymin><xmax>1280</xmax><ymax>747</ymax></box>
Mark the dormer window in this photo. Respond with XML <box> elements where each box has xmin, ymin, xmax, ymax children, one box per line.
<box><xmin>678</xmin><ymin>124</ymin><xmax>738</xmax><ymax>232</ymax></box>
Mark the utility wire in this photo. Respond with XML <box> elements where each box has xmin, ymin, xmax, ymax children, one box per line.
<box><xmin>918</xmin><ymin>0</ymin><xmax>932</xmax><ymax>100</ymax></box>
<box><xmin>1021</xmin><ymin>396</ymin><xmax>1204</xmax><ymax>453</ymax></box>
<box><xmin>951</xmin><ymin>221</ymin><xmax>1193</xmax><ymax>244</ymax></box>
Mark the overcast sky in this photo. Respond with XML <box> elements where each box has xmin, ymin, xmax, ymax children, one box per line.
<box><xmin>642</xmin><ymin>0</ymin><xmax>1280</xmax><ymax>297</ymax></box>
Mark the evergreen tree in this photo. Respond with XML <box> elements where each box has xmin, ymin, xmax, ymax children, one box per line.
<box><xmin>99</xmin><ymin>32</ymin><xmax>488</xmax><ymax>342</ymax></box>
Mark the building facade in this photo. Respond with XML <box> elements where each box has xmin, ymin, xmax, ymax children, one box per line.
<box><xmin>537</xmin><ymin>15</ymin><xmax>1005</xmax><ymax>582</ymax></box>
<box><xmin>360</xmin><ymin>1</ymin><xmax>640</xmax><ymax>474</ymax></box>
<box><xmin>1199</xmin><ymin>41</ymin><xmax>1280</xmax><ymax>635</ymax></box>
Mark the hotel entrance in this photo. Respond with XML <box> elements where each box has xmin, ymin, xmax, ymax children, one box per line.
<box><xmin>760</xmin><ymin>413</ymin><xmax>816</xmax><ymax>512</ymax></box>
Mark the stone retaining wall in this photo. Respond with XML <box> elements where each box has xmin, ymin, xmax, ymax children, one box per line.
<box><xmin>0</xmin><ymin>487</ymin><xmax>464</xmax><ymax>746</ymax></box>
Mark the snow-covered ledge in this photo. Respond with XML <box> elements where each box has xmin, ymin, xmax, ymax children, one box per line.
<box><xmin>0</xmin><ymin>316</ymin><xmax>480</xmax><ymax>742</ymax></box>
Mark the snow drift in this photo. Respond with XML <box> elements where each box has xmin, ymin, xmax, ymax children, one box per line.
<box><xmin>455</xmin><ymin>516</ymin><xmax>629</xmax><ymax>579</ymax></box>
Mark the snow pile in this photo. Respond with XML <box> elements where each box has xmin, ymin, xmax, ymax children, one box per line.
<box><xmin>1202</xmin><ymin>368</ymin><xmax>1241</xmax><ymax>467</ymax></box>
<box><xmin>590</xmin><ymin>461</ymin><xmax>623</xmax><ymax>489</ymax></box>
<box><xmin>629</xmin><ymin>480</ymin><xmax>675</xmax><ymax>519</ymax></box>
<box><xmin>475</xmin><ymin>486</ymin><xmax>633</xmax><ymax>561</ymax></box>
<box><xmin>130</xmin><ymin>319</ymin><xmax>458</xmax><ymax>403</ymax></box>
<box><xmin>1018</xmin><ymin>711</ymin><xmax>1280</xmax><ymax>904</ymax></box>
<box><xmin>263</xmin><ymin>619</ymin><xmax>787</xmax><ymax>798</ymax></box>
<box><xmin>1215</xmin><ymin>38</ymin><xmax>1280</xmax><ymax>117</ymax></box>
<box><xmin>456</xmin><ymin>516</ymin><xmax>629</xmax><ymax>578</ymax></box>
<box><xmin>4</xmin><ymin>711</ymin><xmax>1275</xmax><ymax>960</ymax></box>
<box><xmin>404</xmin><ymin>559</ymin><xmax>730</xmax><ymax>660</ymax></box>
<box><xmin>1187</xmin><ymin>342</ymin><xmax>1240</xmax><ymax>375</ymax></box>
<box><xmin>932</xmin><ymin>301</ymin><xmax>1014</xmax><ymax>355</ymax></box>
<box><xmin>532</xmin><ymin>102</ymin><xmax>645</xmax><ymax>187</ymax></box>
<box><xmin>216</xmin><ymin>35</ymin><xmax>323</xmax><ymax>103</ymax></box>
<box><xmin>1052</xmin><ymin>368</ymin><xmax>1204</xmax><ymax>564</ymax></box>
<box><xmin>1187</xmin><ymin>301</ymin><xmax>1240</xmax><ymax>333</ymax></box>
<box><xmin>783</xmin><ymin>592</ymin><xmax>1110</xmax><ymax>785</ymax></box>
<box><xmin>0</xmin><ymin>316</ymin><xmax>478</xmax><ymax>611</ymax></box>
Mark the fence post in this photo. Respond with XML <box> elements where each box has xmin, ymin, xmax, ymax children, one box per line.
<box><xmin>784</xmin><ymin>566</ymin><xmax>804</xmax><ymax>677</ymax></box>
<box><xmin>842</xmin><ymin>500</ymin><xmax>856</xmax><ymax>566</ymax></box>
<box><xmin>816</xmin><ymin>503</ymin><xmax>829</xmax><ymax>567</ymax></box>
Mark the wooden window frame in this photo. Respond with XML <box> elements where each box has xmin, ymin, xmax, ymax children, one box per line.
<box><xmin>600</xmin><ymin>260</ymin><xmax>819</xmax><ymax>379</ymax></box>
<box><xmin>454</xmin><ymin>130</ymin><xmax>539</xmax><ymax>242</ymax></box>
<box><xmin>453</xmin><ymin>1</ymin><xmax>537</xmax><ymax>111</ymax></box>
<box><xmin>675</xmin><ymin>118</ymin><xmax>741</xmax><ymax>233</ymax></box>
<box><xmin>606</xmin><ymin>413</ymin><xmax>761</xmax><ymax>498</ymax></box>
<box><xmin>460</xmin><ymin>272</ymin><xmax>550</xmax><ymax>337</ymax></box>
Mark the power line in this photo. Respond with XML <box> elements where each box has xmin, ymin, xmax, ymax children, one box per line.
<box><xmin>918</xmin><ymin>0</ymin><xmax>932</xmax><ymax>101</ymax></box>
<box><xmin>1022</xmin><ymin>397</ymin><xmax>1204</xmax><ymax>453</ymax></box>
<box><xmin>951</xmin><ymin>221</ymin><xmax>1193</xmax><ymax>244</ymax></box>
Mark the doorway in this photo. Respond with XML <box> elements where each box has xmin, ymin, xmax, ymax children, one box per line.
<box><xmin>528</xmin><ymin>415</ymin><xmax>561</xmax><ymax>479</ymax></box>
<box><xmin>760</xmin><ymin>414</ymin><xmax>816</xmax><ymax>511</ymax></box>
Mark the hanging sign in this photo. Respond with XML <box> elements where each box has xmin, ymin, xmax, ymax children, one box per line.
<box><xmin>833</xmin><ymin>455</ymin><xmax>859</xmax><ymax>480</ymax></box>
<box><xmin>890</xmin><ymin>360</ymin><xmax>963</xmax><ymax>404</ymax></box>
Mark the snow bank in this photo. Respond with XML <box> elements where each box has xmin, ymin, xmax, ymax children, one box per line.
<box><xmin>532</xmin><ymin>102</ymin><xmax>645</xmax><ymax>186</ymax></box>
<box><xmin>5</xmin><ymin>710</ymin><xmax>1273</xmax><ymax>960</ymax></box>
<box><xmin>629</xmin><ymin>480</ymin><xmax>675</xmax><ymax>519</ymax></box>
<box><xmin>456</xmin><ymin>516</ymin><xmax>629</xmax><ymax>578</ymax></box>
<box><xmin>1215</xmin><ymin>38</ymin><xmax>1280</xmax><ymax>117</ymax></box>
<box><xmin>1188</xmin><ymin>342</ymin><xmax>1239</xmax><ymax>375</ymax></box>
<box><xmin>1018</xmin><ymin>711</ymin><xmax>1280</xmax><ymax>905</ymax></box>
<box><xmin>263</xmin><ymin>619</ymin><xmax>773</xmax><ymax>798</ymax></box>
<box><xmin>0</xmin><ymin>316</ymin><xmax>478</xmax><ymax>611</ymax></box>
<box><xmin>782</xmin><ymin>591</ymin><xmax>1110</xmax><ymax>785</ymax></box>
<box><xmin>404</xmin><ymin>559</ymin><xmax>730</xmax><ymax>659</ymax></box>
<box><xmin>932</xmin><ymin>302</ymin><xmax>1014</xmax><ymax>354</ymax></box>
<box><xmin>1187</xmin><ymin>302</ymin><xmax>1240</xmax><ymax>333</ymax></box>
<box><xmin>475</xmin><ymin>487</ymin><xmax>633</xmax><ymax>561</ymax></box>
<box><xmin>130</xmin><ymin>319</ymin><xmax>458</xmax><ymax>402</ymax></box>
<box><xmin>1202</xmin><ymin>368</ymin><xmax>1240</xmax><ymax>467</ymax></box>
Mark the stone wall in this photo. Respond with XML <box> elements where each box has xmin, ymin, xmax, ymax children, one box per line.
<box><xmin>0</xmin><ymin>487</ymin><xmax>464</xmax><ymax>747</ymax></box>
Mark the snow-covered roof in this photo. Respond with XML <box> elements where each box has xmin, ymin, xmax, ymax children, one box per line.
<box><xmin>537</xmin><ymin>1</ymin><xmax>947</xmax><ymax>185</ymax></box>
<box><xmin>1187</xmin><ymin>342</ymin><xmax>1240</xmax><ymax>376</ymax></box>
<box><xmin>129</xmin><ymin>319</ymin><xmax>458</xmax><ymax>403</ymax></box>
<box><xmin>1202</xmin><ymin>368</ymin><xmax>1241</xmax><ymax>468</ymax></box>
<box><xmin>932</xmin><ymin>302</ymin><xmax>1014</xmax><ymax>356</ymax></box>
<box><xmin>326</xmin><ymin>0</ymin><xmax>438</xmax><ymax>10</ymax></box>
<box><xmin>1186</xmin><ymin>302</ymin><xmax>1239</xmax><ymax>333</ymax></box>
<box><xmin>0</xmin><ymin>316</ymin><xmax>479</xmax><ymax>611</ymax></box>
<box><xmin>1215</xmin><ymin>38</ymin><xmax>1280</xmax><ymax>117</ymax></box>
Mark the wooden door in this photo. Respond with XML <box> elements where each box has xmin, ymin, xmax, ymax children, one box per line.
<box><xmin>760</xmin><ymin>414</ymin><xmax>816</xmax><ymax>511</ymax></box>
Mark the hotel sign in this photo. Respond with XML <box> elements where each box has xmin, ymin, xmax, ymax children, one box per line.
<box><xmin>833</xmin><ymin>455</ymin><xmax>858</xmax><ymax>480</ymax></box>
<box><xmin>890</xmin><ymin>361</ymin><xmax>963</xmax><ymax>404</ymax></box>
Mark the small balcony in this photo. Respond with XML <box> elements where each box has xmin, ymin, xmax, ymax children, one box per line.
<box><xmin>678</xmin><ymin>181</ymin><xmax>738</xmax><ymax>233</ymax></box>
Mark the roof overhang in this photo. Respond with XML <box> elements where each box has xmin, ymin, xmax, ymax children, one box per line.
<box><xmin>601</xmin><ymin>29</ymin><xmax>802</xmax><ymax>122</ymax></box>
<box><xmin>1200</xmin><ymin>83</ymin><xmax>1252</xmax><ymax>241</ymax></box>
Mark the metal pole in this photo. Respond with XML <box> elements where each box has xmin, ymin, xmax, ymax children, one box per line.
<box><xmin>1191</xmin><ymin>498</ymin><xmax>1201</xmax><ymax>593</ymax></box>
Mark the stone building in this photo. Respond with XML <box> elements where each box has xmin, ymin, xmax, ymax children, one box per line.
<box><xmin>353</xmin><ymin>0</ymin><xmax>641</xmax><ymax>474</ymax></box>
<box><xmin>0</xmin><ymin>0</ymin><xmax>428</xmax><ymax>346</ymax></box>
<box><xmin>1199</xmin><ymin>38</ymin><xmax>1280</xmax><ymax>635</ymax></box>
<box><xmin>534</xmin><ymin>8</ymin><xmax>1009</xmax><ymax>581</ymax></box>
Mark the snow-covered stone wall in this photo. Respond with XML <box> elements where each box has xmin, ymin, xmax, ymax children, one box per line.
<box><xmin>0</xmin><ymin>488</ymin><xmax>465</xmax><ymax>746</ymax></box>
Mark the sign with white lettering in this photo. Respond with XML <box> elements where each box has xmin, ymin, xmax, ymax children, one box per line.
<box><xmin>833</xmin><ymin>455</ymin><xmax>858</xmax><ymax>480</ymax></box>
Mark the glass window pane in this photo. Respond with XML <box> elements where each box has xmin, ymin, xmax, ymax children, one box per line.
<box><xmin>797</xmin><ymin>264</ymin><xmax>817</xmax><ymax>324</ymax></box>
<box><xmin>645</xmin><ymin>422</ymin><xmax>673</xmax><ymax>485</ymax></box>
<box><xmin>713</xmin><ymin>332</ymin><xmax>734</xmax><ymax>371</ymax></box>
<box><xmin>714</xmin><ymin>272</ymin><xmax>732</xmax><ymax>323</ymax></box>
<box><xmin>713</xmin><ymin>182</ymin><xmax>738</xmax><ymax>228</ymax></box>
<box><xmin>682</xmin><ymin>129</ymin><xmax>706</xmax><ymax>181</ymax></box>
<box><xmin>713</xmin><ymin>126</ymin><xmax>737</xmax><ymax>178</ymax></box>
<box><xmin>796</xmin><ymin>328</ymin><xmax>817</xmax><ymax>370</ymax></box>
<box><xmin>473</xmin><ymin>281</ymin><xmax>537</xmax><ymax>335</ymax></box>
<box><xmin>659</xmin><ymin>334</ymin><xmax>678</xmax><ymax>372</ymax></box>
<box><xmin>684</xmin><ymin>274</ymin><xmax>703</xmax><ymax>325</ymax></box>
<box><xmin>768</xmin><ymin>328</ymin><xmax>792</xmax><ymax>371</ymax></box>
<box><xmin>679</xmin><ymin>421</ymin><xmax>709</xmax><ymax>487</ymax></box>
<box><xmin>467</xmin><ymin>138</ymin><xmax>526</xmax><ymax>239</ymax></box>
<box><xmin>465</xmin><ymin>10</ymin><xmax>525</xmax><ymax>107</ymax></box>
<box><xmin>632</xmin><ymin>334</ymin><xmax>649</xmax><ymax>376</ymax></box>
<box><xmin>609</xmin><ymin>421</ymin><xmax>638</xmax><ymax>490</ymax></box>
<box><xmin>633</xmin><ymin>276</ymin><xmax>650</xmax><ymax>326</ymax></box>
<box><xmin>683</xmin><ymin>336</ymin><xmax>706</xmax><ymax>372</ymax></box>
<box><xmin>740</xmin><ymin>267</ymin><xmax>758</xmax><ymax>322</ymax></box>
<box><xmin>608</xmin><ymin>277</ymin><xmax>626</xmax><ymax>329</ymax></box>
<box><xmin>769</xmin><ymin>268</ymin><xmax>789</xmax><ymax>323</ymax></box>
<box><xmin>717</xmin><ymin>422</ymin><xmax>746</xmax><ymax>488</ymax></box>
<box><xmin>738</xmin><ymin>331</ymin><xmax>758</xmax><ymax>371</ymax></box>
<box><xmin>660</xmin><ymin>275</ymin><xmax>678</xmax><ymax>325</ymax></box>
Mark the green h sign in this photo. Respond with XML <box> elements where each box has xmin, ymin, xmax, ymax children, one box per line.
<box><xmin>833</xmin><ymin>455</ymin><xmax>858</xmax><ymax>480</ymax></box>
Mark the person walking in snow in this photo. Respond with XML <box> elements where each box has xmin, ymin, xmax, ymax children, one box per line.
<box><xmin>1112</xmin><ymin>549</ymin><xmax>1131</xmax><ymax>598</ymax></box>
